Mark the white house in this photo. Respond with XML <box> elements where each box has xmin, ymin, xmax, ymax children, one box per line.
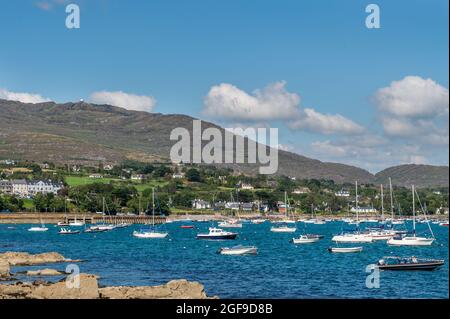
<box><xmin>350</xmin><ymin>206</ymin><xmax>377</xmax><ymax>214</ymax></box>
<box><xmin>240</xmin><ymin>183</ymin><xmax>254</xmax><ymax>190</ymax></box>
<box><xmin>104</xmin><ymin>164</ymin><xmax>114</xmax><ymax>171</ymax></box>
<box><xmin>11</xmin><ymin>179</ymin><xmax>28</xmax><ymax>197</ymax></box>
<box><xmin>192</xmin><ymin>199</ymin><xmax>211</xmax><ymax>210</ymax></box>
<box><xmin>172</xmin><ymin>173</ymin><xmax>185</xmax><ymax>179</ymax></box>
<box><xmin>89</xmin><ymin>174</ymin><xmax>103</xmax><ymax>179</ymax></box>
<box><xmin>335</xmin><ymin>190</ymin><xmax>351</xmax><ymax>197</ymax></box>
<box><xmin>225</xmin><ymin>202</ymin><xmax>240</xmax><ymax>211</ymax></box>
<box><xmin>293</xmin><ymin>187</ymin><xmax>311</xmax><ymax>194</ymax></box>
<box><xmin>27</xmin><ymin>180</ymin><xmax>63</xmax><ymax>196</ymax></box>
<box><xmin>131</xmin><ymin>174</ymin><xmax>145</xmax><ymax>181</ymax></box>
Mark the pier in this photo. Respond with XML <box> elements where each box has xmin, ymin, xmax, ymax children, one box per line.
<box><xmin>0</xmin><ymin>213</ymin><xmax>166</xmax><ymax>225</ymax></box>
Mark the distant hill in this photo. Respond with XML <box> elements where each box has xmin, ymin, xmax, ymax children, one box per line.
<box><xmin>0</xmin><ymin>99</ymin><xmax>448</xmax><ymax>187</ymax></box>
<box><xmin>375</xmin><ymin>164</ymin><xmax>449</xmax><ymax>188</ymax></box>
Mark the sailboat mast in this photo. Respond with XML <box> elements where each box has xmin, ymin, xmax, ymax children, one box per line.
<box><xmin>389</xmin><ymin>177</ymin><xmax>394</xmax><ymax>220</ymax></box>
<box><xmin>412</xmin><ymin>185</ymin><xmax>416</xmax><ymax>234</ymax></box>
<box><xmin>380</xmin><ymin>184</ymin><xmax>384</xmax><ymax>220</ymax></box>
<box><xmin>284</xmin><ymin>191</ymin><xmax>288</xmax><ymax>218</ymax></box>
<box><xmin>355</xmin><ymin>181</ymin><xmax>359</xmax><ymax>222</ymax></box>
<box><xmin>152</xmin><ymin>188</ymin><xmax>155</xmax><ymax>227</ymax></box>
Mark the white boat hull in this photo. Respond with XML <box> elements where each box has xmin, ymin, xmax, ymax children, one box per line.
<box><xmin>133</xmin><ymin>231</ymin><xmax>168</xmax><ymax>238</ymax></box>
<box><xmin>292</xmin><ymin>237</ymin><xmax>320</xmax><ymax>244</ymax></box>
<box><xmin>218</xmin><ymin>247</ymin><xmax>257</xmax><ymax>255</ymax></box>
<box><xmin>218</xmin><ymin>222</ymin><xmax>243</xmax><ymax>228</ymax></box>
<box><xmin>387</xmin><ymin>236</ymin><xmax>434</xmax><ymax>246</ymax></box>
<box><xmin>332</xmin><ymin>234</ymin><xmax>373</xmax><ymax>243</ymax></box>
<box><xmin>328</xmin><ymin>247</ymin><xmax>363</xmax><ymax>253</ymax></box>
<box><xmin>270</xmin><ymin>227</ymin><xmax>297</xmax><ymax>233</ymax></box>
<box><xmin>28</xmin><ymin>227</ymin><xmax>48</xmax><ymax>232</ymax></box>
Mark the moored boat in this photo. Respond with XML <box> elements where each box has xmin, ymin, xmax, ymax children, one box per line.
<box><xmin>196</xmin><ymin>227</ymin><xmax>237</xmax><ymax>240</ymax></box>
<box><xmin>270</xmin><ymin>225</ymin><xmax>297</xmax><ymax>233</ymax></box>
<box><xmin>292</xmin><ymin>234</ymin><xmax>321</xmax><ymax>244</ymax></box>
<box><xmin>376</xmin><ymin>256</ymin><xmax>445</xmax><ymax>270</ymax></box>
<box><xmin>217</xmin><ymin>245</ymin><xmax>258</xmax><ymax>255</ymax></box>
<box><xmin>58</xmin><ymin>228</ymin><xmax>80</xmax><ymax>235</ymax></box>
<box><xmin>328</xmin><ymin>246</ymin><xmax>363</xmax><ymax>253</ymax></box>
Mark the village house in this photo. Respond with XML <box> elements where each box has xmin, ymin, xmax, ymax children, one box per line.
<box><xmin>292</xmin><ymin>187</ymin><xmax>311</xmax><ymax>194</ymax></box>
<box><xmin>131</xmin><ymin>174</ymin><xmax>145</xmax><ymax>181</ymax></box>
<box><xmin>27</xmin><ymin>180</ymin><xmax>63</xmax><ymax>196</ymax></box>
<box><xmin>11</xmin><ymin>179</ymin><xmax>28</xmax><ymax>197</ymax></box>
<box><xmin>172</xmin><ymin>172</ymin><xmax>185</xmax><ymax>179</ymax></box>
<box><xmin>89</xmin><ymin>173</ymin><xmax>103</xmax><ymax>179</ymax></box>
<box><xmin>240</xmin><ymin>183</ymin><xmax>254</xmax><ymax>190</ymax></box>
<box><xmin>350</xmin><ymin>206</ymin><xmax>378</xmax><ymax>214</ymax></box>
<box><xmin>192</xmin><ymin>199</ymin><xmax>211</xmax><ymax>210</ymax></box>
<box><xmin>335</xmin><ymin>190</ymin><xmax>351</xmax><ymax>197</ymax></box>
<box><xmin>225</xmin><ymin>202</ymin><xmax>240</xmax><ymax>211</ymax></box>
<box><xmin>0</xmin><ymin>180</ymin><xmax>12</xmax><ymax>194</ymax></box>
<box><xmin>103</xmin><ymin>164</ymin><xmax>114</xmax><ymax>171</ymax></box>
<box><xmin>242</xmin><ymin>202</ymin><xmax>255</xmax><ymax>212</ymax></box>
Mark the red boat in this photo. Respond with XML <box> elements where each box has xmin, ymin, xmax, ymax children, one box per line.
<box><xmin>181</xmin><ymin>225</ymin><xmax>194</xmax><ymax>229</ymax></box>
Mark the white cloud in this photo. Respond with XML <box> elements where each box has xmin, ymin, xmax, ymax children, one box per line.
<box><xmin>0</xmin><ymin>88</ymin><xmax>51</xmax><ymax>104</ymax></box>
<box><xmin>203</xmin><ymin>81</ymin><xmax>300</xmax><ymax>121</ymax></box>
<box><xmin>375</xmin><ymin>75</ymin><xmax>449</xmax><ymax>118</ymax></box>
<box><xmin>89</xmin><ymin>91</ymin><xmax>157</xmax><ymax>113</ymax></box>
<box><xmin>288</xmin><ymin>108</ymin><xmax>365</xmax><ymax>135</ymax></box>
<box><xmin>203</xmin><ymin>81</ymin><xmax>364</xmax><ymax>135</ymax></box>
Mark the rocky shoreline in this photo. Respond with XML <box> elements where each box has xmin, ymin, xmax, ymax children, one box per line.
<box><xmin>0</xmin><ymin>252</ymin><xmax>213</xmax><ymax>299</ymax></box>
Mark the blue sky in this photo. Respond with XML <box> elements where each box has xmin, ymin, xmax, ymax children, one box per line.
<box><xmin>0</xmin><ymin>0</ymin><xmax>448</xmax><ymax>173</ymax></box>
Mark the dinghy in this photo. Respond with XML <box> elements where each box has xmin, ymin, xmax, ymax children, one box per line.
<box><xmin>270</xmin><ymin>225</ymin><xmax>297</xmax><ymax>233</ymax></box>
<box><xmin>28</xmin><ymin>226</ymin><xmax>48</xmax><ymax>232</ymax></box>
<box><xmin>217</xmin><ymin>245</ymin><xmax>258</xmax><ymax>255</ymax></box>
<box><xmin>328</xmin><ymin>246</ymin><xmax>363</xmax><ymax>253</ymax></box>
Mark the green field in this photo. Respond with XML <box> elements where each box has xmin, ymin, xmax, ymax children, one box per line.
<box><xmin>65</xmin><ymin>176</ymin><xmax>121</xmax><ymax>187</ymax></box>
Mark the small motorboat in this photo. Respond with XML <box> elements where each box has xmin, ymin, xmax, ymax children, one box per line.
<box><xmin>114</xmin><ymin>223</ymin><xmax>131</xmax><ymax>228</ymax></box>
<box><xmin>133</xmin><ymin>230</ymin><xmax>168</xmax><ymax>238</ymax></box>
<box><xmin>28</xmin><ymin>226</ymin><xmax>49</xmax><ymax>232</ymax></box>
<box><xmin>218</xmin><ymin>220</ymin><xmax>243</xmax><ymax>228</ymax></box>
<box><xmin>57</xmin><ymin>221</ymin><xmax>70</xmax><ymax>226</ymax></box>
<box><xmin>376</xmin><ymin>256</ymin><xmax>445</xmax><ymax>271</ymax></box>
<box><xmin>328</xmin><ymin>246</ymin><xmax>363</xmax><ymax>253</ymax></box>
<box><xmin>217</xmin><ymin>245</ymin><xmax>258</xmax><ymax>255</ymax></box>
<box><xmin>292</xmin><ymin>234</ymin><xmax>321</xmax><ymax>244</ymax></box>
<box><xmin>69</xmin><ymin>221</ymin><xmax>85</xmax><ymax>227</ymax></box>
<box><xmin>180</xmin><ymin>225</ymin><xmax>194</xmax><ymax>229</ymax></box>
<box><xmin>270</xmin><ymin>225</ymin><xmax>297</xmax><ymax>233</ymax></box>
<box><xmin>303</xmin><ymin>219</ymin><xmax>317</xmax><ymax>224</ymax></box>
<box><xmin>58</xmin><ymin>228</ymin><xmax>80</xmax><ymax>235</ymax></box>
<box><xmin>439</xmin><ymin>222</ymin><xmax>449</xmax><ymax>227</ymax></box>
<box><xmin>313</xmin><ymin>220</ymin><xmax>326</xmax><ymax>225</ymax></box>
<box><xmin>251</xmin><ymin>219</ymin><xmax>266</xmax><ymax>224</ymax></box>
<box><xmin>196</xmin><ymin>227</ymin><xmax>237</xmax><ymax>240</ymax></box>
<box><xmin>84</xmin><ymin>226</ymin><xmax>108</xmax><ymax>233</ymax></box>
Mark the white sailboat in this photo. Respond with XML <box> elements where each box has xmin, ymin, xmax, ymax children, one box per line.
<box><xmin>367</xmin><ymin>184</ymin><xmax>395</xmax><ymax>241</ymax></box>
<box><xmin>332</xmin><ymin>181</ymin><xmax>373</xmax><ymax>243</ymax></box>
<box><xmin>28</xmin><ymin>213</ymin><xmax>48</xmax><ymax>232</ymax></box>
<box><xmin>133</xmin><ymin>188</ymin><xmax>168</xmax><ymax>239</ymax></box>
<box><xmin>387</xmin><ymin>185</ymin><xmax>434</xmax><ymax>246</ymax></box>
<box><xmin>271</xmin><ymin>192</ymin><xmax>296</xmax><ymax>233</ymax></box>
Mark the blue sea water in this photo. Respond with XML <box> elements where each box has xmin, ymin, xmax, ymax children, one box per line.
<box><xmin>0</xmin><ymin>221</ymin><xmax>448</xmax><ymax>299</ymax></box>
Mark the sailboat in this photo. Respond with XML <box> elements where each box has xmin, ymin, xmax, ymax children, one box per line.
<box><xmin>28</xmin><ymin>213</ymin><xmax>48</xmax><ymax>232</ymax></box>
<box><xmin>57</xmin><ymin>197</ymin><xmax>70</xmax><ymax>226</ymax></box>
<box><xmin>387</xmin><ymin>185</ymin><xmax>434</xmax><ymax>246</ymax></box>
<box><xmin>332</xmin><ymin>181</ymin><xmax>373</xmax><ymax>243</ymax></box>
<box><xmin>69</xmin><ymin>215</ymin><xmax>85</xmax><ymax>227</ymax></box>
<box><xmin>271</xmin><ymin>192</ymin><xmax>297</xmax><ymax>233</ymax></box>
<box><xmin>133</xmin><ymin>188</ymin><xmax>168</xmax><ymax>239</ymax></box>
<box><xmin>366</xmin><ymin>184</ymin><xmax>395</xmax><ymax>241</ymax></box>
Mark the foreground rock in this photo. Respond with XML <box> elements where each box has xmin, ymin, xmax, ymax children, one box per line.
<box><xmin>99</xmin><ymin>279</ymin><xmax>210</xmax><ymax>299</ymax></box>
<box><xmin>26</xmin><ymin>269</ymin><xmax>65</xmax><ymax>276</ymax></box>
<box><xmin>0</xmin><ymin>261</ymin><xmax>10</xmax><ymax>278</ymax></box>
<box><xmin>0</xmin><ymin>275</ymin><xmax>212</xmax><ymax>299</ymax></box>
<box><xmin>0</xmin><ymin>252</ymin><xmax>75</xmax><ymax>266</ymax></box>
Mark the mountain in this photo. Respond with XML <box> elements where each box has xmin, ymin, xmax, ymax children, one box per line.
<box><xmin>375</xmin><ymin>164</ymin><xmax>449</xmax><ymax>188</ymax></box>
<box><xmin>0</xmin><ymin>99</ymin><xmax>448</xmax><ymax>187</ymax></box>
